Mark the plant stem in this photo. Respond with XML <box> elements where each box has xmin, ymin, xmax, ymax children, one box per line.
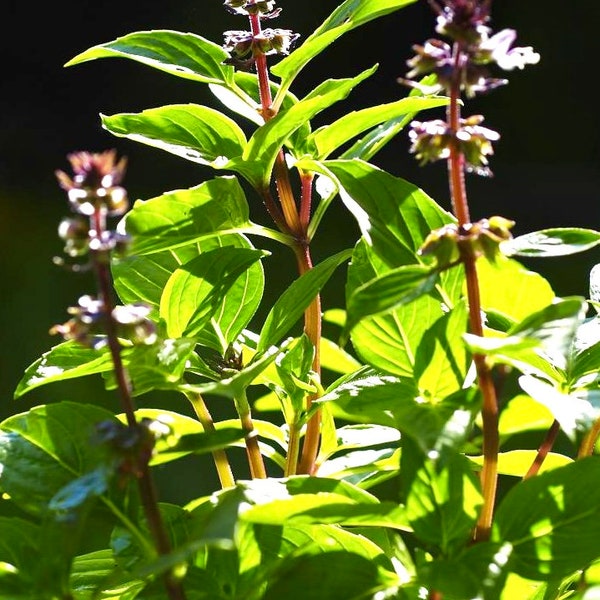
<box><xmin>285</xmin><ymin>421</ymin><xmax>302</xmax><ymax>476</ymax></box>
<box><xmin>447</xmin><ymin>44</ymin><xmax>499</xmax><ymax>543</ymax></box>
<box><xmin>296</xmin><ymin>243</ymin><xmax>322</xmax><ymax>475</ymax></box>
<box><xmin>525</xmin><ymin>419</ymin><xmax>560</xmax><ymax>479</ymax></box>
<box><xmin>246</xmin><ymin>6</ymin><xmax>323</xmax><ymax>475</ymax></box>
<box><xmin>185</xmin><ymin>390</ymin><xmax>235</xmax><ymax>489</ymax></box>
<box><xmin>578</xmin><ymin>419</ymin><xmax>600</xmax><ymax>458</ymax></box>
<box><xmin>90</xmin><ymin>207</ymin><xmax>186</xmax><ymax>600</ymax></box>
<box><xmin>234</xmin><ymin>389</ymin><xmax>267</xmax><ymax>478</ymax></box>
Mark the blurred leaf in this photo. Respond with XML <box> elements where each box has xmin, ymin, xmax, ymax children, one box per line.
<box><xmin>477</xmin><ymin>256</ymin><xmax>555</xmax><ymax>322</ymax></box>
<box><xmin>518</xmin><ymin>375</ymin><xmax>600</xmax><ymax>442</ymax></box>
<box><xmin>468</xmin><ymin>450</ymin><xmax>573</xmax><ymax>478</ymax></box>
<box><xmin>502</xmin><ymin>228</ymin><xmax>600</xmax><ymax>258</ymax></box>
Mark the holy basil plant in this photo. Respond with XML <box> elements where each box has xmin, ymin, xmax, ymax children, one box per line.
<box><xmin>3</xmin><ymin>0</ymin><xmax>600</xmax><ymax>599</ymax></box>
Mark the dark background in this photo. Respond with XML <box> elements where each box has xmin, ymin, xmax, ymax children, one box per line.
<box><xmin>1</xmin><ymin>1</ymin><xmax>599</xmax><ymax>497</ymax></box>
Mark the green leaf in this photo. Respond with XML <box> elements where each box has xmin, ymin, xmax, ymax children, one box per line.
<box><xmin>493</xmin><ymin>457</ymin><xmax>600</xmax><ymax>580</ymax></box>
<box><xmin>271</xmin><ymin>0</ymin><xmax>418</xmax><ymax>100</ymax></box>
<box><xmin>65</xmin><ymin>30</ymin><xmax>233</xmax><ymax>85</ymax></box>
<box><xmin>502</xmin><ymin>228</ymin><xmax>600</xmax><ymax>257</ymax></box>
<box><xmin>120</xmin><ymin>177</ymin><xmax>267</xmax><ymax>256</ymax></box>
<box><xmin>101</xmin><ymin>104</ymin><xmax>247</xmax><ymax>169</ymax></box>
<box><xmin>477</xmin><ymin>256</ymin><xmax>555</xmax><ymax>322</ymax></box>
<box><xmin>180</xmin><ymin>340</ymin><xmax>290</xmax><ymax>400</ymax></box>
<box><xmin>237</xmin><ymin>67</ymin><xmax>378</xmax><ymax>188</ymax></box>
<box><xmin>113</xmin><ymin>234</ymin><xmax>265</xmax><ymax>352</ymax></box>
<box><xmin>405</xmin><ymin>451</ymin><xmax>482</xmax><ymax>552</ymax></box>
<box><xmin>0</xmin><ymin>402</ymin><xmax>119</xmax><ymax>517</ymax></box>
<box><xmin>13</xmin><ymin>341</ymin><xmax>113</xmax><ymax>399</ymax></box>
<box><xmin>343</xmin><ymin>263</ymin><xmax>439</xmax><ymax>341</ymax></box>
<box><xmin>70</xmin><ymin>549</ymin><xmax>145</xmax><ymax>599</ymax></box>
<box><xmin>414</xmin><ymin>300</ymin><xmax>470</xmax><ymax>401</ymax></box>
<box><xmin>116</xmin><ymin>408</ymin><xmax>238</xmax><ymax>465</ymax></box>
<box><xmin>159</xmin><ymin>246</ymin><xmax>267</xmax><ymax>339</ymax></box>
<box><xmin>257</xmin><ymin>249</ymin><xmax>353</xmax><ymax>352</ymax></box>
<box><xmin>468</xmin><ymin>450</ymin><xmax>573</xmax><ymax>478</ymax></box>
<box><xmin>345</xmin><ymin>240</ymin><xmax>448</xmax><ymax>378</ymax></box>
<box><xmin>340</xmin><ymin>74</ymin><xmax>441</xmax><ymax>162</ymax></box>
<box><xmin>309</xmin><ymin>96</ymin><xmax>448</xmax><ymax>159</ymax></box>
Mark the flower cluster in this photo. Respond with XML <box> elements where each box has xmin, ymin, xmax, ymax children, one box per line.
<box><xmin>222</xmin><ymin>0</ymin><xmax>299</xmax><ymax>71</ymax></box>
<box><xmin>402</xmin><ymin>0</ymin><xmax>539</xmax><ymax>173</ymax></box>
<box><xmin>50</xmin><ymin>295</ymin><xmax>157</xmax><ymax>349</ymax></box>
<box><xmin>419</xmin><ymin>215</ymin><xmax>515</xmax><ymax>267</ymax></box>
<box><xmin>409</xmin><ymin>114</ymin><xmax>500</xmax><ymax>176</ymax></box>
<box><xmin>52</xmin><ymin>150</ymin><xmax>156</xmax><ymax>349</ymax></box>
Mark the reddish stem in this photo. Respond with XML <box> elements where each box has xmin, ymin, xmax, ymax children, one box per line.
<box><xmin>525</xmin><ymin>420</ymin><xmax>560</xmax><ymax>479</ymax></box>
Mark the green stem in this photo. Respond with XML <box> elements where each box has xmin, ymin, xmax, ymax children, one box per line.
<box><xmin>185</xmin><ymin>390</ymin><xmax>235</xmax><ymax>489</ymax></box>
<box><xmin>285</xmin><ymin>421</ymin><xmax>302</xmax><ymax>476</ymax></box>
<box><xmin>234</xmin><ymin>389</ymin><xmax>267</xmax><ymax>479</ymax></box>
<box><xmin>578</xmin><ymin>419</ymin><xmax>600</xmax><ymax>458</ymax></box>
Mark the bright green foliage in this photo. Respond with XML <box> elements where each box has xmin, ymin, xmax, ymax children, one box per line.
<box><xmin>5</xmin><ymin>0</ymin><xmax>600</xmax><ymax>599</ymax></box>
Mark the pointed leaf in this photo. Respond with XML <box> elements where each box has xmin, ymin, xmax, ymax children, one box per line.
<box><xmin>121</xmin><ymin>177</ymin><xmax>258</xmax><ymax>256</ymax></box>
<box><xmin>65</xmin><ymin>30</ymin><xmax>233</xmax><ymax>85</ymax></box>
<box><xmin>237</xmin><ymin>67</ymin><xmax>377</xmax><ymax>188</ymax></box>
<box><xmin>159</xmin><ymin>246</ymin><xmax>267</xmax><ymax>338</ymax></box>
<box><xmin>101</xmin><ymin>104</ymin><xmax>246</xmax><ymax>169</ymax></box>
<box><xmin>271</xmin><ymin>0</ymin><xmax>417</xmax><ymax>97</ymax></box>
<box><xmin>344</xmin><ymin>263</ymin><xmax>438</xmax><ymax>340</ymax></box>
<box><xmin>257</xmin><ymin>249</ymin><xmax>353</xmax><ymax>352</ymax></box>
<box><xmin>502</xmin><ymin>228</ymin><xmax>600</xmax><ymax>257</ymax></box>
<box><xmin>14</xmin><ymin>341</ymin><xmax>113</xmax><ymax>399</ymax></box>
<box><xmin>310</xmin><ymin>96</ymin><xmax>448</xmax><ymax>159</ymax></box>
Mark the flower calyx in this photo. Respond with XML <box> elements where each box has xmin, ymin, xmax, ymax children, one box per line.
<box><xmin>419</xmin><ymin>215</ymin><xmax>515</xmax><ymax>268</ymax></box>
<box><xmin>408</xmin><ymin>115</ymin><xmax>499</xmax><ymax>176</ymax></box>
<box><xmin>223</xmin><ymin>28</ymin><xmax>299</xmax><ymax>70</ymax></box>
